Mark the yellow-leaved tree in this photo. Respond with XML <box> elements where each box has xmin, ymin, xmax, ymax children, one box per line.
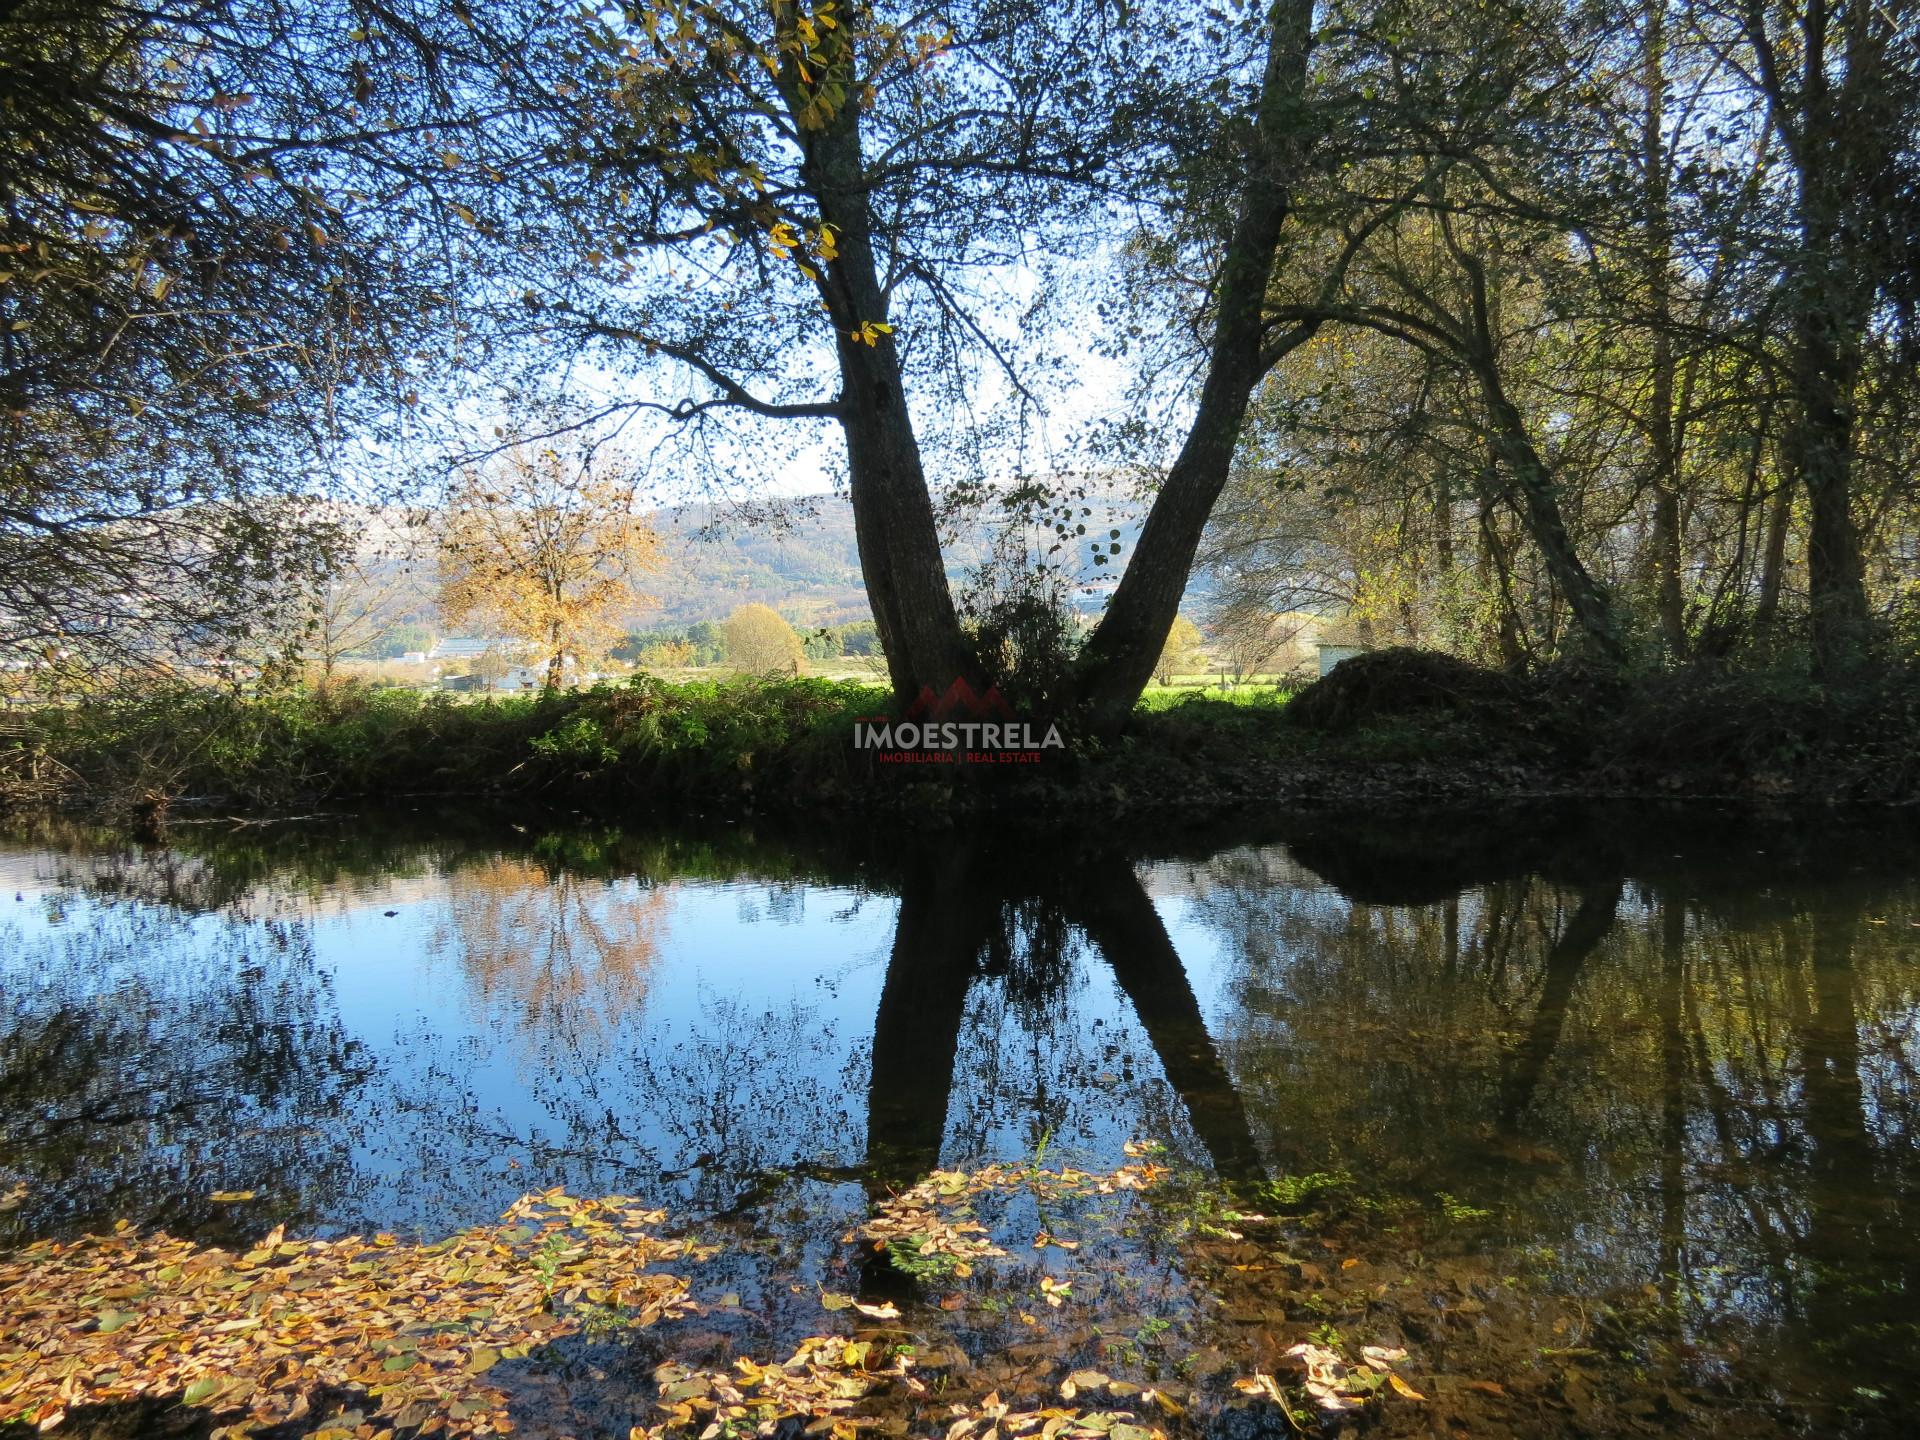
<box><xmin>1153</xmin><ymin>615</ymin><xmax>1206</xmax><ymax>687</ymax></box>
<box><xmin>438</xmin><ymin>446</ymin><xmax>660</xmax><ymax>691</ymax></box>
<box><xmin>723</xmin><ymin>604</ymin><xmax>806</xmax><ymax>677</ymax></box>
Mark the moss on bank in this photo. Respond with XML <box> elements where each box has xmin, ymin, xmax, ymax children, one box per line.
<box><xmin>3</xmin><ymin>655</ymin><xmax>1919</xmax><ymax>819</ymax></box>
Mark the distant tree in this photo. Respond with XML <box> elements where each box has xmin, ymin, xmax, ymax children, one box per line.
<box><xmin>301</xmin><ymin>560</ymin><xmax>409</xmax><ymax>687</ymax></box>
<box><xmin>1206</xmin><ymin>602</ymin><xmax>1297</xmax><ymax>684</ymax></box>
<box><xmin>837</xmin><ymin>621</ymin><xmax>883</xmax><ymax>658</ymax></box>
<box><xmin>685</xmin><ymin>621</ymin><xmax>728</xmax><ymax>666</ymax></box>
<box><xmin>471</xmin><ymin>649</ymin><xmax>511</xmax><ymax>688</ymax></box>
<box><xmin>375</xmin><ymin>624</ymin><xmax>436</xmax><ymax>660</ymax></box>
<box><xmin>642</xmin><ymin>639</ymin><xmax>697</xmax><ymax>669</ymax></box>
<box><xmin>438</xmin><ymin>445</ymin><xmax>661</xmax><ymax>692</ymax></box>
<box><xmin>724</xmin><ymin>605</ymin><xmax>806</xmax><ymax>677</ymax></box>
<box><xmin>1153</xmin><ymin>616</ymin><xmax>1207</xmax><ymax>686</ymax></box>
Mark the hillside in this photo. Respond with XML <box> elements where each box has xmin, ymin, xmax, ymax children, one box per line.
<box><xmin>349</xmin><ymin>485</ymin><xmax>1210</xmax><ymax>640</ymax></box>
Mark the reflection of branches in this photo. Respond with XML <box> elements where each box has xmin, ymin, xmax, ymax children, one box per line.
<box><xmin>863</xmin><ymin>848</ymin><xmax>1266</xmax><ymax>1190</ymax></box>
<box><xmin>432</xmin><ymin>860</ymin><xmax>669</xmax><ymax>1060</ymax></box>
<box><xmin>0</xmin><ymin>912</ymin><xmax>365</xmax><ymax>1243</ymax></box>
<box><xmin>1496</xmin><ymin>880</ymin><xmax>1624</xmax><ymax>1131</ymax></box>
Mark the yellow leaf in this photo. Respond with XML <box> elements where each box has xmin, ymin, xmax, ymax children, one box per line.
<box><xmin>1388</xmin><ymin>1374</ymin><xmax>1427</xmax><ymax>1401</ymax></box>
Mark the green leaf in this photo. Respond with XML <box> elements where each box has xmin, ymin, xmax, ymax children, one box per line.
<box><xmin>182</xmin><ymin>1378</ymin><xmax>225</xmax><ymax>1405</ymax></box>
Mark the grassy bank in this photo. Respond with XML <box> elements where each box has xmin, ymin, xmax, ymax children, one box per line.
<box><xmin>4</xmin><ymin>652</ymin><xmax>1919</xmax><ymax>819</ymax></box>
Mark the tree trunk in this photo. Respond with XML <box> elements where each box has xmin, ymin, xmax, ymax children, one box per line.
<box><xmin>1472</xmin><ymin>363</ymin><xmax>1624</xmax><ymax>664</ymax></box>
<box><xmin>545</xmin><ymin>618</ymin><xmax>563</xmax><ymax>692</ymax></box>
<box><xmin>1790</xmin><ymin>296</ymin><xmax>1871</xmax><ymax>677</ymax></box>
<box><xmin>793</xmin><ymin>45</ymin><xmax>975</xmax><ymax>707</ymax></box>
<box><xmin>1073</xmin><ymin>0</ymin><xmax>1315</xmax><ymax>735</ymax></box>
<box><xmin>1752</xmin><ymin>0</ymin><xmax>1879</xmax><ymax>678</ymax></box>
<box><xmin>1478</xmin><ymin>494</ymin><xmax>1526</xmax><ymax>669</ymax></box>
<box><xmin>1755</xmin><ymin>473</ymin><xmax>1793</xmax><ymax>631</ymax></box>
<box><xmin>1640</xmin><ymin>0</ymin><xmax>1687</xmax><ymax>659</ymax></box>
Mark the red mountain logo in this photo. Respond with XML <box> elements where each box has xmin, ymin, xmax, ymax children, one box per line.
<box><xmin>903</xmin><ymin>677</ymin><xmax>1017</xmax><ymax>722</ymax></box>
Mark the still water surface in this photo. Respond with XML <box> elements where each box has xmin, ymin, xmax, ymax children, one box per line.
<box><xmin>3</xmin><ymin>806</ymin><xmax>1919</xmax><ymax>1430</ymax></box>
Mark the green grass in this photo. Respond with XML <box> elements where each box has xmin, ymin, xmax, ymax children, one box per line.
<box><xmin>1134</xmin><ymin>679</ymin><xmax>1299</xmax><ymax>712</ymax></box>
<box><xmin>1</xmin><ymin>675</ymin><xmax>890</xmax><ymax>813</ymax></box>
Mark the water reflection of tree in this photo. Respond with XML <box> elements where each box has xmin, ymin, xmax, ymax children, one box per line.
<box><xmin>0</xmin><ymin>909</ymin><xmax>367</xmax><ymax>1245</ymax></box>
<box><xmin>430</xmin><ymin>858</ymin><xmax>670</xmax><ymax>1059</ymax></box>
<box><xmin>865</xmin><ymin>848</ymin><xmax>1265</xmax><ymax>1187</ymax></box>
<box><xmin>1193</xmin><ymin>843</ymin><xmax>1920</xmax><ymax>1420</ymax></box>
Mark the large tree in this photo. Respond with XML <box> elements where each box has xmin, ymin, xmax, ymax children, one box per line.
<box><xmin>411</xmin><ymin>0</ymin><xmax>1334</xmax><ymax>730</ymax></box>
<box><xmin>0</xmin><ymin>0</ymin><xmax>442</xmax><ymax>674</ymax></box>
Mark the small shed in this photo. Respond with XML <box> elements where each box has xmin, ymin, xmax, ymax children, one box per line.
<box><xmin>1315</xmin><ymin>642</ymin><xmax>1369</xmax><ymax>677</ymax></box>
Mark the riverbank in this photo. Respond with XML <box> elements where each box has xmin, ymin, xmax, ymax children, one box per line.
<box><xmin>4</xmin><ymin>651</ymin><xmax>1918</xmax><ymax>821</ymax></box>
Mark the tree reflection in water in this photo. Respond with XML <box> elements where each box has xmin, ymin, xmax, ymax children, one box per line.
<box><xmin>5</xmin><ymin>808</ymin><xmax>1920</xmax><ymax>1419</ymax></box>
<box><xmin>0</xmin><ymin>904</ymin><xmax>367</xmax><ymax>1245</ymax></box>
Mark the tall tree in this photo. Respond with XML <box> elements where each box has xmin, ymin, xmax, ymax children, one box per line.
<box><xmin>1071</xmin><ymin>0</ymin><xmax>1320</xmax><ymax>729</ymax></box>
<box><xmin>438</xmin><ymin>445</ymin><xmax>660</xmax><ymax>690</ymax></box>
<box><xmin>1722</xmin><ymin>0</ymin><xmax>1920</xmax><ymax>675</ymax></box>
<box><xmin>428</xmin><ymin>0</ymin><xmax>1137</xmax><ymax>703</ymax></box>
<box><xmin>0</xmin><ymin>0</ymin><xmax>439</xmax><ymax>672</ymax></box>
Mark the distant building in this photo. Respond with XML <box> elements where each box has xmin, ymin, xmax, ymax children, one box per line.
<box><xmin>429</xmin><ymin>636</ymin><xmax>515</xmax><ymax>661</ymax></box>
<box><xmin>1316</xmin><ymin>642</ymin><xmax>1369</xmax><ymax>676</ymax></box>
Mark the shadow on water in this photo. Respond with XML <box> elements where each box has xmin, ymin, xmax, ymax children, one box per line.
<box><xmin>6</xmin><ymin>802</ymin><xmax>1920</xmax><ymax>1431</ymax></box>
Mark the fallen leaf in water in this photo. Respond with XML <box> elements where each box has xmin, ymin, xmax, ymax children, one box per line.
<box><xmin>1388</xmin><ymin>1374</ymin><xmax>1427</xmax><ymax>1401</ymax></box>
<box><xmin>0</xmin><ymin>1190</ymin><xmax>695</xmax><ymax>1436</ymax></box>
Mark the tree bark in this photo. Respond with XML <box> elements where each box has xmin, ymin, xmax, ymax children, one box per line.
<box><xmin>791</xmin><ymin>36</ymin><xmax>976</xmax><ymax>706</ymax></box>
<box><xmin>1073</xmin><ymin>0</ymin><xmax>1315</xmax><ymax>735</ymax></box>
<box><xmin>1755</xmin><ymin>473</ymin><xmax>1794</xmax><ymax>632</ymax></box>
<box><xmin>1640</xmin><ymin>0</ymin><xmax>1687</xmax><ymax>659</ymax></box>
<box><xmin>1470</xmin><ymin>359</ymin><xmax>1624</xmax><ymax>664</ymax></box>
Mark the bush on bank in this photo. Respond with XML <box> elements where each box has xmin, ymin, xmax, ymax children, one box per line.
<box><xmin>4</xmin><ymin>656</ymin><xmax>1920</xmax><ymax>817</ymax></box>
<box><xmin>0</xmin><ymin>675</ymin><xmax>887</xmax><ymax>814</ymax></box>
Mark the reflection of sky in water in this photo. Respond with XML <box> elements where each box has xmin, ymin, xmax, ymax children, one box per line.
<box><xmin>1</xmin><ymin>859</ymin><xmax>1209</xmax><ymax>1236</ymax></box>
<box><xmin>5</xmin><ymin>818</ymin><xmax>1920</xmax><ymax>1401</ymax></box>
